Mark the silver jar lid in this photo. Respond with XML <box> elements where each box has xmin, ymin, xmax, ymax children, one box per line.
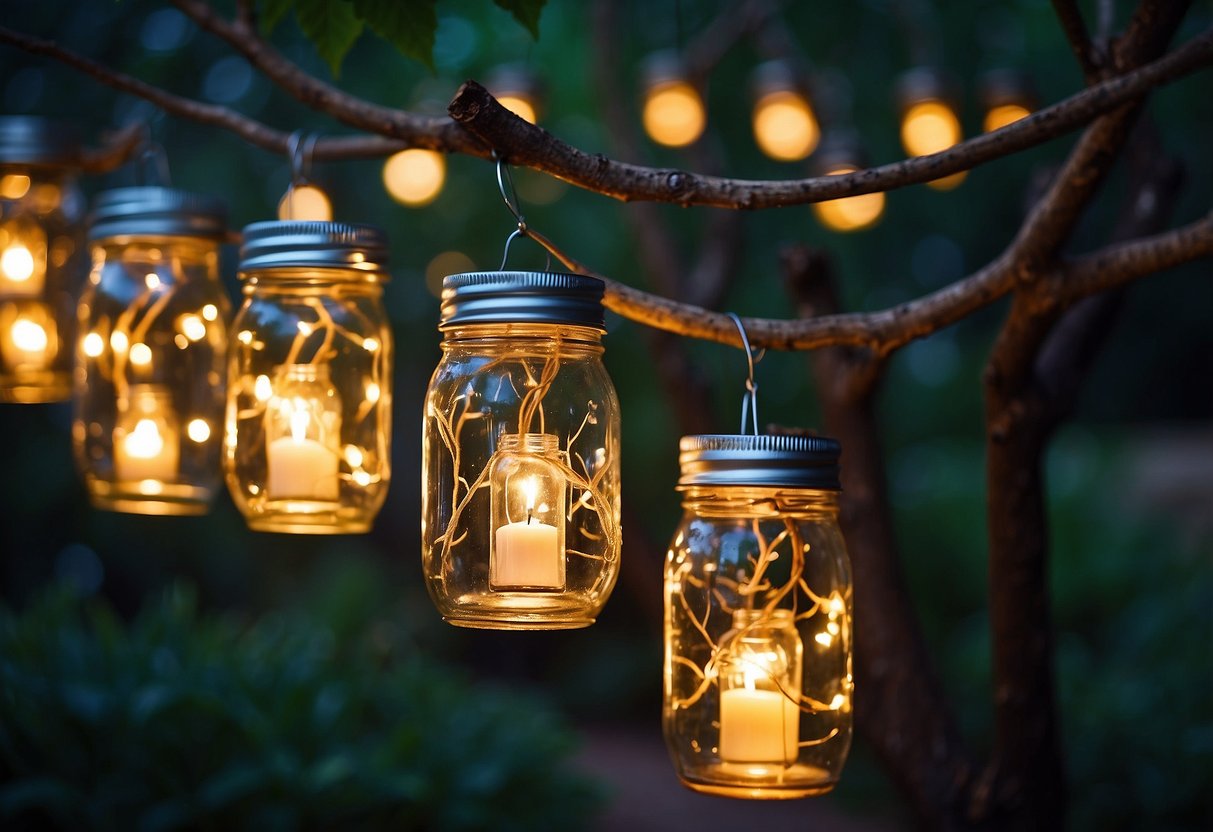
<box><xmin>88</xmin><ymin>187</ymin><xmax>227</xmax><ymax>241</ymax></box>
<box><xmin>440</xmin><ymin>271</ymin><xmax>605</xmax><ymax>330</ymax></box>
<box><xmin>678</xmin><ymin>434</ymin><xmax>841</xmax><ymax>490</ymax></box>
<box><xmin>0</xmin><ymin>116</ymin><xmax>81</xmax><ymax>167</ymax></box>
<box><xmin>238</xmin><ymin>221</ymin><xmax>390</xmax><ymax>276</ymax></box>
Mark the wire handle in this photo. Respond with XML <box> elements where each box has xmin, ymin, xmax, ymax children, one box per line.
<box><xmin>287</xmin><ymin>131</ymin><xmax>318</xmax><ymax>186</ymax></box>
<box><xmin>132</xmin><ymin>124</ymin><xmax>171</xmax><ymax>187</ymax></box>
<box><xmin>726</xmin><ymin>312</ymin><xmax>764</xmax><ymax>435</ymax></box>
<box><xmin>495</xmin><ymin>154</ymin><xmax>551</xmax><ymax>271</ymax></box>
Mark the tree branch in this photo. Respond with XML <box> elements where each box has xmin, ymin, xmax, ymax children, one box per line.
<box><xmin>1051</xmin><ymin>0</ymin><xmax>1105</xmax><ymax>82</ymax></box>
<box><xmin>448</xmin><ymin>30</ymin><xmax>1213</xmax><ymax>208</ymax></box>
<box><xmin>170</xmin><ymin>0</ymin><xmax>486</xmax><ymax>156</ymax></box>
<box><xmin>78</xmin><ymin>122</ymin><xmax>145</xmax><ymax>174</ymax></box>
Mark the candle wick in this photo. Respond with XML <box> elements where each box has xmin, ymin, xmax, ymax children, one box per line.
<box><xmin>527</xmin><ymin>507</ymin><xmax>533</xmax><ymax>525</ymax></box>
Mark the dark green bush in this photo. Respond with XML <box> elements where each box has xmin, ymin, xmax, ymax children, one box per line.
<box><xmin>0</xmin><ymin>585</ymin><xmax>602</xmax><ymax>831</ymax></box>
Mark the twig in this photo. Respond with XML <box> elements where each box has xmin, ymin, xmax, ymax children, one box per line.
<box><xmin>1051</xmin><ymin>0</ymin><xmax>1105</xmax><ymax>81</ymax></box>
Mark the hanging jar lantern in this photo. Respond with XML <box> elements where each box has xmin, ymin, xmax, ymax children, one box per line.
<box><xmin>225</xmin><ymin>221</ymin><xmax>393</xmax><ymax>534</ymax></box>
<box><xmin>74</xmin><ymin>186</ymin><xmax>229</xmax><ymax>514</ymax></box>
<box><xmin>663</xmin><ymin>434</ymin><xmax>853</xmax><ymax>799</ymax></box>
<box><xmin>422</xmin><ymin>271</ymin><xmax>621</xmax><ymax>629</ymax></box>
<box><xmin>0</xmin><ymin>117</ymin><xmax>86</xmax><ymax>403</ymax></box>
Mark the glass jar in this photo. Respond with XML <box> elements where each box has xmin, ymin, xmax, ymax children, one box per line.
<box><xmin>663</xmin><ymin>434</ymin><xmax>853</xmax><ymax>799</ymax></box>
<box><xmin>225</xmin><ymin>221</ymin><xmax>392</xmax><ymax>534</ymax></box>
<box><xmin>74</xmin><ymin>187</ymin><xmax>229</xmax><ymax>514</ymax></box>
<box><xmin>0</xmin><ymin>117</ymin><xmax>86</xmax><ymax>403</ymax></box>
<box><xmin>422</xmin><ymin>271</ymin><xmax>621</xmax><ymax>630</ymax></box>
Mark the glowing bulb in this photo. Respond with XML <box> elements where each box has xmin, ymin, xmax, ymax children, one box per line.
<box><xmin>382</xmin><ymin>149</ymin><xmax>446</xmax><ymax>207</ymax></box>
<box><xmin>129</xmin><ymin>343</ymin><xmax>153</xmax><ymax>366</ymax></box>
<box><xmin>496</xmin><ymin>94</ymin><xmax>537</xmax><ymax>125</ymax></box>
<box><xmin>145</xmin><ymin>272</ymin><xmax>161</xmax><ymax>290</ymax></box>
<box><xmin>364</xmin><ymin>381</ymin><xmax>380</xmax><ymax>404</ymax></box>
<box><xmin>1</xmin><ymin>244</ymin><xmax>34</xmax><ymax>282</ymax></box>
<box><xmin>752</xmin><ymin>90</ymin><xmax>819</xmax><ymax>161</ymax></box>
<box><xmin>362</xmin><ymin>337</ymin><xmax>379</xmax><ymax>352</ymax></box>
<box><xmin>201</xmin><ymin>303</ymin><xmax>219</xmax><ymax>321</ymax></box>
<box><xmin>900</xmin><ymin>100</ymin><xmax>962</xmax><ymax>157</ymax></box>
<box><xmin>815</xmin><ymin>631</ymin><xmax>834</xmax><ymax>647</ymax></box>
<box><xmin>277</xmin><ymin>184</ymin><xmax>332</xmax><ymax>221</ymax></box>
<box><xmin>11</xmin><ymin>318</ymin><xmax>47</xmax><ymax>352</ymax></box>
<box><xmin>253</xmin><ymin>374</ymin><xmax>273</xmax><ymax>402</ymax></box>
<box><xmin>110</xmin><ymin>331</ymin><xmax>129</xmax><ymax>352</ymax></box>
<box><xmin>82</xmin><ymin>332</ymin><xmax>105</xmax><ymax>358</ymax></box>
<box><xmin>124</xmin><ymin>419</ymin><xmax>165</xmax><ymax>459</ymax></box>
<box><xmin>237</xmin><ymin>329</ymin><xmax>253</xmax><ymax>345</ymax></box>
<box><xmin>829</xmin><ymin>693</ymin><xmax>846</xmax><ymax>710</ymax></box>
<box><xmin>643</xmin><ymin>82</ymin><xmax>706</xmax><ymax>148</ymax></box>
<box><xmin>984</xmin><ymin>103</ymin><xmax>1032</xmax><ymax>133</ymax></box>
<box><xmin>180</xmin><ymin>314</ymin><xmax>206</xmax><ymax>341</ymax></box>
<box><xmin>297</xmin><ymin>321</ymin><xmax>313</xmax><ymax>336</ymax></box>
<box><xmin>0</xmin><ymin>174</ymin><xmax>31</xmax><ymax>200</ymax></box>
<box><xmin>812</xmin><ymin>166</ymin><xmax>885</xmax><ymax>232</ymax></box>
<box><xmin>344</xmin><ymin>444</ymin><xmax>364</xmax><ymax>468</ymax></box>
<box><xmin>187</xmin><ymin>418</ymin><xmax>211</xmax><ymax>443</ymax></box>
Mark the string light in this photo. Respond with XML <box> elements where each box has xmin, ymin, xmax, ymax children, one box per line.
<box><xmin>811</xmin><ymin>138</ymin><xmax>885</xmax><ymax>232</ymax></box>
<box><xmin>897</xmin><ymin>68</ymin><xmax>966</xmax><ymax>190</ymax></box>
<box><xmin>750</xmin><ymin>61</ymin><xmax>819</xmax><ymax>162</ymax></box>
<box><xmin>981</xmin><ymin>69</ymin><xmax>1036</xmax><ymax>133</ymax></box>
<box><xmin>382</xmin><ymin>149</ymin><xmax>446</xmax><ymax>207</ymax></box>
<box><xmin>642</xmin><ymin>52</ymin><xmax>706</xmax><ymax>148</ymax></box>
<box><xmin>487</xmin><ymin>64</ymin><xmax>543</xmax><ymax>124</ymax></box>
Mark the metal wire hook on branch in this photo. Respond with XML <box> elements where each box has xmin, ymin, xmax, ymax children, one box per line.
<box><xmin>726</xmin><ymin>312</ymin><xmax>765</xmax><ymax>435</ymax></box>
<box><xmin>495</xmin><ymin>153</ymin><xmax>550</xmax><ymax>271</ymax></box>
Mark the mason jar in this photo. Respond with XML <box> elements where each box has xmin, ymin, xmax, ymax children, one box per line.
<box><xmin>74</xmin><ymin>186</ymin><xmax>229</xmax><ymax>515</ymax></box>
<box><xmin>0</xmin><ymin>117</ymin><xmax>86</xmax><ymax>402</ymax></box>
<box><xmin>422</xmin><ymin>271</ymin><xmax>621</xmax><ymax>630</ymax></box>
<box><xmin>225</xmin><ymin>221</ymin><xmax>392</xmax><ymax>534</ymax></box>
<box><xmin>663</xmin><ymin>434</ymin><xmax>853</xmax><ymax>799</ymax></box>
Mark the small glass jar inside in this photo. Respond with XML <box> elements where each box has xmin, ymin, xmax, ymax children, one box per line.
<box><xmin>0</xmin><ymin>117</ymin><xmax>86</xmax><ymax>403</ymax></box>
<box><xmin>422</xmin><ymin>272</ymin><xmax>621</xmax><ymax>630</ymax></box>
<box><xmin>225</xmin><ymin>221</ymin><xmax>392</xmax><ymax>534</ymax></box>
<box><xmin>664</xmin><ymin>434</ymin><xmax>853</xmax><ymax>799</ymax></box>
<box><xmin>74</xmin><ymin>187</ymin><xmax>229</xmax><ymax>514</ymax></box>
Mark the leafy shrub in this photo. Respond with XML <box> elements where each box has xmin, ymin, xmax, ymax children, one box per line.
<box><xmin>0</xmin><ymin>585</ymin><xmax>602</xmax><ymax>831</ymax></box>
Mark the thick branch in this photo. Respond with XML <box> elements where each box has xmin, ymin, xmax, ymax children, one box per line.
<box><xmin>448</xmin><ymin>30</ymin><xmax>1213</xmax><ymax>208</ymax></box>
<box><xmin>1051</xmin><ymin>0</ymin><xmax>1105</xmax><ymax>82</ymax></box>
<box><xmin>171</xmin><ymin>0</ymin><xmax>485</xmax><ymax>156</ymax></box>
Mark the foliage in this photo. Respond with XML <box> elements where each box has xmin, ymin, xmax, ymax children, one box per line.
<box><xmin>0</xmin><ymin>582</ymin><xmax>602</xmax><ymax>831</ymax></box>
<box><xmin>261</xmin><ymin>0</ymin><xmax>546</xmax><ymax>73</ymax></box>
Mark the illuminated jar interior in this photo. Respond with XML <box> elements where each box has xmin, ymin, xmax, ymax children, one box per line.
<box><xmin>74</xmin><ymin>186</ymin><xmax>229</xmax><ymax>515</ymax></box>
<box><xmin>0</xmin><ymin>117</ymin><xmax>86</xmax><ymax>403</ymax></box>
<box><xmin>422</xmin><ymin>271</ymin><xmax>621</xmax><ymax>630</ymax></box>
<box><xmin>225</xmin><ymin>221</ymin><xmax>393</xmax><ymax>534</ymax></box>
<box><xmin>663</xmin><ymin>434</ymin><xmax>853</xmax><ymax>800</ymax></box>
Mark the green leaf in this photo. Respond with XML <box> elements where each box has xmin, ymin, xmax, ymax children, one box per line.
<box><xmin>259</xmin><ymin>0</ymin><xmax>295</xmax><ymax>32</ymax></box>
<box><xmin>492</xmin><ymin>0</ymin><xmax>546</xmax><ymax>38</ymax></box>
<box><xmin>349</xmin><ymin>0</ymin><xmax>437</xmax><ymax>69</ymax></box>
<box><xmin>294</xmin><ymin>0</ymin><xmax>364</xmax><ymax>76</ymax></box>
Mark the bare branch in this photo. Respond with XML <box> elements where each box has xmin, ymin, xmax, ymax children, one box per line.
<box><xmin>1051</xmin><ymin>0</ymin><xmax>1105</xmax><ymax>81</ymax></box>
<box><xmin>449</xmin><ymin>30</ymin><xmax>1213</xmax><ymax>208</ymax></box>
<box><xmin>170</xmin><ymin>0</ymin><xmax>486</xmax><ymax>157</ymax></box>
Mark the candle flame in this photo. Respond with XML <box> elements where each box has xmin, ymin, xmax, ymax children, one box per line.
<box><xmin>519</xmin><ymin>476</ymin><xmax>540</xmax><ymax>513</ymax></box>
<box><xmin>289</xmin><ymin>406</ymin><xmax>310</xmax><ymax>442</ymax></box>
<box><xmin>125</xmin><ymin>419</ymin><xmax>165</xmax><ymax>460</ymax></box>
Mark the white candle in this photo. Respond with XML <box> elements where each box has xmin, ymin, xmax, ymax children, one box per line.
<box><xmin>115</xmin><ymin>418</ymin><xmax>179</xmax><ymax>483</ymax></box>
<box><xmin>493</xmin><ymin>519</ymin><xmax>562</xmax><ymax>588</ymax></box>
<box><xmin>266</xmin><ymin>409</ymin><xmax>338</xmax><ymax>500</ymax></box>
<box><xmin>719</xmin><ymin>688</ymin><xmax>799</xmax><ymax>764</ymax></box>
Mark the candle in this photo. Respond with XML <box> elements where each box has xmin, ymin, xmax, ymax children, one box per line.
<box><xmin>266</xmin><ymin>408</ymin><xmax>339</xmax><ymax>500</ymax></box>
<box><xmin>115</xmin><ymin>417</ymin><xmax>179</xmax><ymax>483</ymax></box>
<box><xmin>719</xmin><ymin>688</ymin><xmax>799</xmax><ymax>764</ymax></box>
<box><xmin>491</xmin><ymin>475</ymin><xmax>564</xmax><ymax>589</ymax></box>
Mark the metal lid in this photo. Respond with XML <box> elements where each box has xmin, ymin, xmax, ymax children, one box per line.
<box><xmin>0</xmin><ymin>116</ymin><xmax>82</xmax><ymax>167</ymax></box>
<box><xmin>678</xmin><ymin>434</ymin><xmax>841</xmax><ymax>490</ymax></box>
<box><xmin>440</xmin><ymin>271</ymin><xmax>605</xmax><ymax>330</ymax></box>
<box><xmin>238</xmin><ymin>221</ymin><xmax>390</xmax><ymax>276</ymax></box>
<box><xmin>88</xmin><ymin>187</ymin><xmax>227</xmax><ymax>240</ymax></box>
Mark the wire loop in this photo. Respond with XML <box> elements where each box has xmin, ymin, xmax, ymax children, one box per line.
<box><xmin>495</xmin><ymin>154</ymin><xmax>550</xmax><ymax>271</ymax></box>
<box><xmin>287</xmin><ymin>130</ymin><xmax>318</xmax><ymax>185</ymax></box>
<box><xmin>726</xmin><ymin>312</ymin><xmax>764</xmax><ymax>435</ymax></box>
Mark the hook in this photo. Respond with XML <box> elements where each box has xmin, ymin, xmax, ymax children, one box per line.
<box><xmin>287</xmin><ymin>131</ymin><xmax>319</xmax><ymax>185</ymax></box>
<box><xmin>726</xmin><ymin>312</ymin><xmax>763</xmax><ymax>436</ymax></box>
<box><xmin>495</xmin><ymin>154</ymin><xmax>543</xmax><ymax>271</ymax></box>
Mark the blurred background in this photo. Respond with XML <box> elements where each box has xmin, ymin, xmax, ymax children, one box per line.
<box><xmin>0</xmin><ymin>0</ymin><xmax>1209</xmax><ymax>828</ymax></box>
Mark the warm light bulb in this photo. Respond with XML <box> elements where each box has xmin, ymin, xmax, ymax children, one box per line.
<box><xmin>82</xmin><ymin>331</ymin><xmax>104</xmax><ymax>357</ymax></box>
<box><xmin>643</xmin><ymin>82</ymin><xmax>706</xmax><ymax>148</ymax></box>
<box><xmin>984</xmin><ymin>103</ymin><xmax>1032</xmax><ymax>133</ymax></box>
<box><xmin>812</xmin><ymin>166</ymin><xmax>885</xmax><ymax>232</ymax></box>
<box><xmin>11</xmin><ymin>318</ymin><xmax>48</xmax><ymax>353</ymax></box>
<box><xmin>496</xmin><ymin>95</ymin><xmax>537</xmax><ymax>125</ymax></box>
<box><xmin>753</xmin><ymin>91</ymin><xmax>819</xmax><ymax>161</ymax></box>
<box><xmin>277</xmin><ymin>184</ymin><xmax>332</xmax><ymax>221</ymax></box>
<box><xmin>129</xmin><ymin>343</ymin><xmax>153</xmax><ymax>367</ymax></box>
<box><xmin>1</xmin><ymin>244</ymin><xmax>35</xmax><ymax>282</ymax></box>
<box><xmin>124</xmin><ymin>419</ymin><xmax>165</xmax><ymax>460</ymax></box>
<box><xmin>186</xmin><ymin>418</ymin><xmax>211</xmax><ymax>443</ymax></box>
<box><xmin>900</xmin><ymin>100</ymin><xmax>962</xmax><ymax>157</ymax></box>
<box><xmin>364</xmin><ymin>381</ymin><xmax>380</xmax><ymax>404</ymax></box>
<box><xmin>0</xmin><ymin>174</ymin><xmax>31</xmax><ymax>200</ymax></box>
<box><xmin>253</xmin><ymin>374</ymin><xmax>273</xmax><ymax>402</ymax></box>
<box><xmin>382</xmin><ymin>149</ymin><xmax>446</xmax><ymax>207</ymax></box>
<box><xmin>180</xmin><ymin>314</ymin><xmax>206</xmax><ymax>341</ymax></box>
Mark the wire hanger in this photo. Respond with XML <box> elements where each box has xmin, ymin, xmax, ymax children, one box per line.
<box><xmin>133</xmin><ymin>124</ymin><xmax>171</xmax><ymax>187</ymax></box>
<box><xmin>726</xmin><ymin>312</ymin><xmax>765</xmax><ymax>436</ymax></box>
<box><xmin>495</xmin><ymin>153</ymin><xmax>551</xmax><ymax>272</ymax></box>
